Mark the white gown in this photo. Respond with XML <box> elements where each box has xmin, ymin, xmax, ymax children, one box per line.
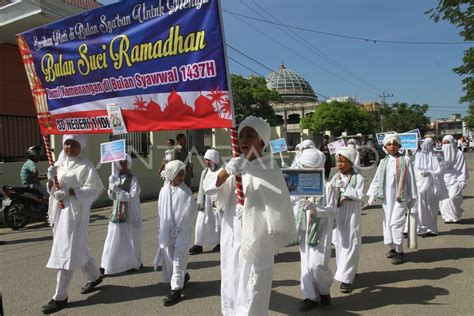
<box><xmin>333</xmin><ymin>173</ymin><xmax>364</xmax><ymax>284</ymax></box>
<box><xmin>155</xmin><ymin>183</ymin><xmax>196</xmax><ymax>290</ymax></box>
<box><xmin>101</xmin><ymin>174</ymin><xmax>142</xmax><ymax>274</ymax></box>
<box><xmin>47</xmin><ymin>156</ymin><xmax>104</xmax><ymax>270</ymax></box>
<box><xmin>367</xmin><ymin>155</ymin><xmax>417</xmax><ymax>250</ymax></box>
<box><xmin>194</xmin><ymin>169</ymin><xmax>220</xmax><ymax>246</ymax></box>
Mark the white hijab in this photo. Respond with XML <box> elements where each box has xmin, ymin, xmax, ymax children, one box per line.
<box><xmin>297</xmin><ymin>148</ymin><xmax>326</xmax><ymax>168</ymax></box>
<box><xmin>161</xmin><ymin>160</ymin><xmax>186</xmax><ymax>182</ymax></box>
<box><xmin>414</xmin><ymin>138</ymin><xmax>440</xmax><ymax>172</ymax></box>
<box><xmin>238</xmin><ymin>116</ymin><xmax>271</xmax><ymax>149</ymax></box>
<box><xmin>55</xmin><ymin>134</ymin><xmax>88</xmax><ymax>167</ymax></box>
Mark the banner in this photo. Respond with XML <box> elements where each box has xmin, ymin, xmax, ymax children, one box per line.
<box><xmin>17</xmin><ymin>0</ymin><xmax>234</xmax><ymax>134</ymax></box>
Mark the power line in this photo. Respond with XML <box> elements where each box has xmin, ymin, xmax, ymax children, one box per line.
<box><xmin>227</xmin><ymin>44</ymin><xmax>276</xmax><ymax>73</ymax></box>
<box><xmin>227</xmin><ymin>55</ymin><xmax>265</xmax><ymax>76</ymax></box>
<box><xmin>223</xmin><ymin>9</ymin><xmax>471</xmax><ymax>45</ymax></box>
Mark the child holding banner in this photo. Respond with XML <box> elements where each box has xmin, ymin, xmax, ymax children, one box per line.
<box><xmin>203</xmin><ymin>116</ymin><xmax>296</xmax><ymax>316</ymax></box>
<box><xmin>155</xmin><ymin>160</ymin><xmax>196</xmax><ymax>306</ymax></box>
<box><xmin>367</xmin><ymin>133</ymin><xmax>417</xmax><ymax>265</ymax></box>
<box><xmin>42</xmin><ymin>135</ymin><xmax>104</xmax><ymax>314</ymax></box>
<box><xmin>100</xmin><ymin>154</ymin><xmax>143</xmax><ymax>275</ymax></box>
<box><xmin>331</xmin><ymin>147</ymin><xmax>364</xmax><ymax>294</ymax></box>
<box><xmin>291</xmin><ymin>148</ymin><xmax>336</xmax><ymax>311</ymax></box>
<box><xmin>189</xmin><ymin>149</ymin><xmax>221</xmax><ymax>255</ymax></box>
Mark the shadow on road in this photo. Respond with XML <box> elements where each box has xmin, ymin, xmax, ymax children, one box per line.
<box><xmin>440</xmin><ymin>227</ymin><xmax>474</xmax><ymax>236</ymax></box>
<box><xmin>187</xmin><ymin>260</ymin><xmax>220</xmax><ymax>270</ymax></box>
<box><xmin>181</xmin><ymin>279</ymin><xmax>220</xmax><ymax>301</ymax></box>
<box><xmin>1</xmin><ymin>235</ymin><xmax>52</xmax><ymax>245</ymax></box>
<box><xmin>408</xmin><ymin>247</ymin><xmax>474</xmax><ymax>263</ymax></box>
<box><xmin>362</xmin><ymin>235</ymin><xmax>383</xmax><ymax>244</ymax></box>
<box><xmin>274</xmin><ymin>251</ymin><xmax>299</xmax><ymax>263</ymax></box>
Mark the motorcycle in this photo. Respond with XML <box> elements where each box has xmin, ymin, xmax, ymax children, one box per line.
<box><xmin>1</xmin><ymin>185</ymin><xmax>48</xmax><ymax>230</ymax></box>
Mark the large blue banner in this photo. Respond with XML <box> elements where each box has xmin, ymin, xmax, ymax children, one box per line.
<box><xmin>18</xmin><ymin>0</ymin><xmax>234</xmax><ymax>134</ymax></box>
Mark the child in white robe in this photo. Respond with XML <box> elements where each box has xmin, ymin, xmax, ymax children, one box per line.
<box><xmin>367</xmin><ymin>133</ymin><xmax>417</xmax><ymax>265</ymax></box>
<box><xmin>291</xmin><ymin>148</ymin><xmax>336</xmax><ymax>311</ymax></box>
<box><xmin>439</xmin><ymin>135</ymin><xmax>469</xmax><ymax>223</ymax></box>
<box><xmin>189</xmin><ymin>149</ymin><xmax>221</xmax><ymax>255</ymax></box>
<box><xmin>42</xmin><ymin>135</ymin><xmax>104</xmax><ymax>314</ymax></box>
<box><xmin>332</xmin><ymin>147</ymin><xmax>364</xmax><ymax>294</ymax></box>
<box><xmin>203</xmin><ymin>116</ymin><xmax>296</xmax><ymax>316</ymax></box>
<box><xmin>413</xmin><ymin>139</ymin><xmax>442</xmax><ymax>236</ymax></box>
<box><xmin>156</xmin><ymin>160</ymin><xmax>196</xmax><ymax>306</ymax></box>
<box><xmin>100</xmin><ymin>154</ymin><xmax>143</xmax><ymax>275</ymax></box>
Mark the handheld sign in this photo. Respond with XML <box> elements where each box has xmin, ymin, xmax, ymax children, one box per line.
<box><xmin>270</xmin><ymin>138</ymin><xmax>289</xmax><ymax>167</ymax></box>
<box><xmin>327</xmin><ymin>139</ymin><xmax>346</xmax><ymax>155</ymax></box>
<box><xmin>376</xmin><ymin>133</ymin><xmax>385</xmax><ymax>145</ymax></box>
<box><xmin>281</xmin><ymin>168</ymin><xmax>325</xmax><ymax>196</ymax></box>
<box><xmin>399</xmin><ymin>133</ymin><xmax>418</xmax><ymax>150</ymax></box>
<box><xmin>101</xmin><ymin>139</ymin><xmax>126</xmax><ymax>164</ymax></box>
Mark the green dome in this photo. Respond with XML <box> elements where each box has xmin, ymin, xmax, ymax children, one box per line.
<box><xmin>266</xmin><ymin>64</ymin><xmax>318</xmax><ymax>102</ymax></box>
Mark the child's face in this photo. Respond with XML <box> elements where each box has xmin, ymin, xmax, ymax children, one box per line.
<box><xmin>166</xmin><ymin>140</ymin><xmax>175</xmax><ymax>148</ymax></box>
<box><xmin>119</xmin><ymin>160</ymin><xmax>129</xmax><ymax>172</ymax></box>
<box><xmin>337</xmin><ymin>155</ymin><xmax>353</xmax><ymax>174</ymax></box>
<box><xmin>384</xmin><ymin>141</ymin><xmax>400</xmax><ymax>155</ymax></box>
<box><xmin>63</xmin><ymin>139</ymin><xmax>81</xmax><ymax>157</ymax></box>
<box><xmin>239</xmin><ymin>126</ymin><xmax>265</xmax><ymax>161</ymax></box>
<box><xmin>171</xmin><ymin>170</ymin><xmax>185</xmax><ymax>186</ymax></box>
<box><xmin>204</xmin><ymin>159</ymin><xmax>214</xmax><ymax>169</ymax></box>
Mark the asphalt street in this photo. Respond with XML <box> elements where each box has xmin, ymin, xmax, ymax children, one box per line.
<box><xmin>1</xmin><ymin>152</ymin><xmax>473</xmax><ymax>315</ymax></box>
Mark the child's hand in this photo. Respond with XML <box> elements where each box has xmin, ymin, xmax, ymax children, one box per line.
<box><xmin>368</xmin><ymin>196</ymin><xmax>376</xmax><ymax>206</ymax></box>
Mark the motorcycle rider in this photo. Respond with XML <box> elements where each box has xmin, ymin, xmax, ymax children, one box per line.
<box><xmin>20</xmin><ymin>146</ymin><xmax>48</xmax><ymax>197</ymax></box>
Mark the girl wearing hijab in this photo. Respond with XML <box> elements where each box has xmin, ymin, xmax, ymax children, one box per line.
<box><xmin>155</xmin><ymin>160</ymin><xmax>196</xmax><ymax>306</ymax></box>
<box><xmin>291</xmin><ymin>139</ymin><xmax>316</xmax><ymax>168</ymax></box>
<box><xmin>439</xmin><ymin>135</ymin><xmax>469</xmax><ymax>223</ymax></box>
<box><xmin>332</xmin><ymin>147</ymin><xmax>364</xmax><ymax>294</ymax></box>
<box><xmin>100</xmin><ymin>154</ymin><xmax>143</xmax><ymax>275</ymax></box>
<box><xmin>291</xmin><ymin>148</ymin><xmax>336</xmax><ymax>311</ymax></box>
<box><xmin>42</xmin><ymin>135</ymin><xmax>104</xmax><ymax>314</ymax></box>
<box><xmin>189</xmin><ymin>149</ymin><xmax>221</xmax><ymax>255</ymax></box>
<box><xmin>413</xmin><ymin>139</ymin><xmax>442</xmax><ymax>236</ymax></box>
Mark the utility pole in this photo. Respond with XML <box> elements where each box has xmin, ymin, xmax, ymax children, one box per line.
<box><xmin>379</xmin><ymin>92</ymin><xmax>394</xmax><ymax>132</ymax></box>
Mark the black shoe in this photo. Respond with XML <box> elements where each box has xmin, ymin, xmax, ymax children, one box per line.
<box><xmin>189</xmin><ymin>245</ymin><xmax>203</xmax><ymax>255</ymax></box>
<box><xmin>402</xmin><ymin>232</ymin><xmax>408</xmax><ymax>238</ymax></box>
<box><xmin>391</xmin><ymin>252</ymin><xmax>404</xmax><ymax>265</ymax></box>
<box><xmin>127</xmin><ymin>264</ymin><xmax>144</xmax><ymax>273</ymax></box>
<box><xmin>163</xmin><ymin>290</ymin><xmax>181</xmax><ymax>306</ymax></box>
<box><xmin>80</xmin><ymin>276</ymin><xmax>103</xmax><ymax>294</ymax></box>
<box><xmin>422</xmin><ymin>232</ymin><xmax>438</xmax><ymax>238</ymax></box>
<box><xmin>319</xmin><ymin>294</ymin><xmax>332</xmax><ymax>309</ymax></box>
<box><xmin>183</xmin><ymin>272</ymin><xmax>190</xmax><ymax>288</ymax></box>
<box><xmin>99</xmin><ymin>267</ymin><xmax>105</xmax><ymax>275</ymax></box>
<box><xmin>298</xmin><ymin>298</ymin><xmax>318</xmax><ymax>311</ymax></box>
<box><xmin>340</xmin><ymin>282</ymin><xmax>352</xmax><ymax>293</ymax></box>
<box><xmin>386</xmin><ymin>249</ymin><xmax>396</xmax><ymax>258</ymax></box>
<box><xmin>41</xmin><ymin>298</ymin><xmax>68</xmax><ymax>314</ymax></box>
<box><xmin>212</xmin><ymin>244</ymin><xmax>220</xmax><ymax>252</ymax></box>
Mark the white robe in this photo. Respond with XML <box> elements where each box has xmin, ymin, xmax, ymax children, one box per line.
<box><xmin>294</xmin><ymin>183</ymin><xmax>336</xmax><ymax>301</ymax></box>
<box><xmin>155</xmin><ymin>183</ymin><xmax>196</xmax><ymax>290</ymax></box>
<box><xmin>413</xmin><ymin>169</ymin><xmax>442</xmax><ymax>234</ymax></box>
<box><xmin>194</xmin><ymin>169</ymin><xmax>220</xmax><ymax>246</ymax></box>
<box><xmin>101</xmin><ymin>175</ymin><xmax>142</xmax><ymax>274</ymax></box>
<box><xmin>439</xmin><ymin>149</ymin><xmax>469</xmax><ymax>222</ymax></box>
<box><xmin>367</xmin><ymin>155</ymin><xmax>417</xmax><ymax>250</ymax></box>
<box><xmin>203</xmin><ymin>155</ymin><xmax>296</xmax><ymax>316</ymax></box>
<box><xmin>47</xmin><ymin>156</ymin><xmax>104</xmax><ymax>270</ymax></box>
<box><xmin>332</xmin><ymin>173</ymin><xmax>364</xmax><ymax>284</ymax></box>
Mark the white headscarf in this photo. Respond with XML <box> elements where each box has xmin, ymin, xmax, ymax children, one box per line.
<box><xmin>55</xmin><ymin>134</ymin><xmax>88</xmax><ymax>167</ymax></box>
<box><xmin>347</xmin><ymin>138</ymin><xmax>359</xmax><ymax>150</ymax></box>
<box><xmin>383</xmin><ymin>133</ymin><xmax>401</xmax><ymax>146</ymax></box>
<box><xmin>112</xmin><ymin>154</ymin><xmax>133</xmax><ymax>178</ymax></box>
<box><xmin>161</xmin><ymin>160</ymin><xmax>186</xmax><ymax>182</ymax></box>
<box><xmin>414</xmin><ymin>138</ymin><xmax>440</xmax><ymax>172</ymax></box>
<box><xmin>238</xmin><ymin>116</ymin><xmax>271</xmax><ymax>149</ymax></box>
<box><xmin>336</xmin><ymin>147</ymin><xmax>359</xmax><ymax>169</ymax></box>
<box><xmin>204</xmin><ymin>149</ymin><xmax>220</xmax><ymax>164</ymax></box>
<box><xmin>442</xmin><ymin>135</ymin><xmax>458</xmax><ymax>164</ymax></box>
<box><xmin>297</xmin><ymin>139</ymin><xmax>315</xmax><ymax>150</ymax></box>
<box><xmin>298</xmin><ymin>148</ymin><xmax>326</xmax><ymax>168</ymax></box>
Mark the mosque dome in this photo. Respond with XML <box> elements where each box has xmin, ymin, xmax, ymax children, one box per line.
<box><xmin>265</xmin><ymin>64</ymin><xmax>318</xmax><ymax>102</ymax></box>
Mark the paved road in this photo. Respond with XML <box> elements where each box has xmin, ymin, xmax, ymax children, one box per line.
<box><xmin>1</xmin><ymin>153</ymin><xmax>473</xmax><ymax>315</ymax></box>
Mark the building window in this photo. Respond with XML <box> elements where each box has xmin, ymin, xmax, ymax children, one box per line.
<box><xmin>110</xmin><ymin>132</ymin><xmax>150</xmax><ymax>158</ymax></box>
<box><xmin>188</xmin><ymin>129</ymin><xmax>212</xmax><ymax>154</ymax></box>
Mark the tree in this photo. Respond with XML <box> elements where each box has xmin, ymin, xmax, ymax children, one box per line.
<box><xmin>464</xmin><ymin>103</ymin><xmax>474</xmax><ymax>128</ymax></box>
<box><xmin>300</xmin><ymin>100</ymin><xmax>374</xmax><ymax>136</ymax></box>
<box><xmin>377</xmin><ymin>102</ymin><xmax>431</xmax><ymax>136</ymax></box>
<box><xmin>427</xmin><ymin>1</ymin><xmax>473</xmax><ymax>103</ymax></box>
<box><xmin>230</xmin><ymin>74</ymin><xmax>282</xmax><ymax>125</ymax></box>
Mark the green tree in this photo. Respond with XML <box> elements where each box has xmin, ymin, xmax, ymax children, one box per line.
<box><xmin>300</xmin><ymin>100</ymin><xmax>374</xmax><ymax>136</ymax></box>
<box><xmin>378</xmin><ymin>102</ymin><xmax>431</xmax><ymax>136</ymax></box>
<box><xmin>464</xmin><ymin>103</ymin><xmax>474</xmax><ymax>128</ymax></box>
<box><xmin>230</xmin><ymin>74</ymin><xmax>282</xmax><ymax>125</ymax></box>
<box><xmin>427</xmin><ymin>1</ymin><xmax>473</xmax><ymax>103</ymax></box>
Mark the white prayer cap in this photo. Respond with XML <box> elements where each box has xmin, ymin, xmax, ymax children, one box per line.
<box><xmin>299</xmin><ymin>148</ymin><xmax>326</xmax><ymax>168</ymax></box>
<box><xmin>238</xmin><ymin>116</ymin><xmax>271</xmax><ymax>148</ymax></box>
<box><xmin>204</xmin><ymin>149</ymin><xmax>220</xmax><ymax>164</ymax></box>
<box><xmin>442</xmin><ymin>135</ymin><xmax>455</xmax><ymax>144</ymax></box>
<box><xmin>62</xmin><ymin>134</ymin><xmax>87</xmax><ymax>150</ymax></box>
<box><xmin>336</xmin><ymin>147</ymin><xmax>356</xmax><ymax>165</ymax></box>
<box><xmin>383</xmin><ymin>133</ymin><xmax>401</xmax><ymax>146</ymax></box>
<box><xmin>296</xmin><ymin>139</ymin><xmax>315</xmax><ymax>151</ymax></box>
<box><xmin>161</xmin><ymin>160</ymin><xmax>186</xmax><ymax>182</ymax></box>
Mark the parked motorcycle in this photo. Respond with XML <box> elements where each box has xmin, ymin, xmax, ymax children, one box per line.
<box><xmin>1</xmin><ymin>185</ymin><xmax>48</xmax><ymax>230</ymax></box>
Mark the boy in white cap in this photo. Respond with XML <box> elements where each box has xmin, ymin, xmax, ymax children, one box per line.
<box><xmin>331</xmin><ymin>147</ymin><xmax>364</xmax><ymax>293</ymax></box>
<box><xmin>203</xmin><ymin>116</ymin><xmax>296</xmax><ymax>316</ymax></box>
<box><xmin>155</xmin><ymin>160</ymin><xmax>196</xmax><ymax>306</ymax></box>
<box><xmin>367</xmin><ymin>133</ymin><xmax>417</xmax><ymax>265</ymax></box>
<box><xmin>189</xmin><ymin>149</ymin><xmax>221</xmax><ymax>255</ymax></box>
<box><xmin>42</xmin><ymin>135</ymin><xmax>104</xmax><ymax>314</ymax></box>
<box><xmin>291</xmin><ymin>148</ymin><xmax>336</xmax><ymax>311</ymax></box>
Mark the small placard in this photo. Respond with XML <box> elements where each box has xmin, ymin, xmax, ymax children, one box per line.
<box><xmin>327</xmin><ymin>139</ymin><xmax>346</xmax><ymax>155</ymax></box>
<box><xmin>269</xmin><ymin>138</ymin><xmax>288</xmax><ymax>153</ymax></box>
<box><xmin>107</xmin><ymin>103</ymin><xmax>128</xmax><ymax>135</ymax></box>
<box><xmin>399</xmin><ymin>133</ymin><xmax>418</xmax><ymax>150</ymax></box>
<box><xmin>281</xmin><ymin>168</ymin><xmax>325</xmax><ymax>196</ymax></box>
<box><xmin>100</xmin><ymin>139</ymin><xmax>126</xmax><ymax>164</ymax></box>
<box><xmin>434</xmin><ymin>150</ymin><xmax>444</xmax><ymax>162</ymax></box>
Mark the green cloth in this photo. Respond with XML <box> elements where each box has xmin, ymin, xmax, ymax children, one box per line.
<box><xmin>376</xmin><ymin>155</ymin><xmax>408</xmax><ymax>202</ymax></box>
<box><xmin>331</xmin><ymin>171</ymin><xmax>358</xmax><ymax>207</ymax></box>
<box><xmin>20</xmin><ymin>159</ymin><xmax>39</xmax><ymax>186</ymax></box>
<box><xmin>294</xmin><ymin>196</ymin><xmax>323</xmax><ymax>247</ymax></box>
<box><xmin>110</xmin><ymin>173</ymin><xmax>133</xmax><ymax>223</ymax></box>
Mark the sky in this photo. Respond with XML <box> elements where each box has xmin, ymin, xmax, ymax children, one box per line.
<box><xmin>100</xmin><ymin>0</ymin><xmax>470</xmax><ymax>120</ymax></box>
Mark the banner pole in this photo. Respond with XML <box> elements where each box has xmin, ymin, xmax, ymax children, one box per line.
<box><xmin>230</xmin><ymin>128</ymin><xmax>244</xmax><ymax>205</ymax></box>
<box><xmin>42</xmin><ymin>135</ymin><xmax>64</xmax><ymax>209</ymax></box>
